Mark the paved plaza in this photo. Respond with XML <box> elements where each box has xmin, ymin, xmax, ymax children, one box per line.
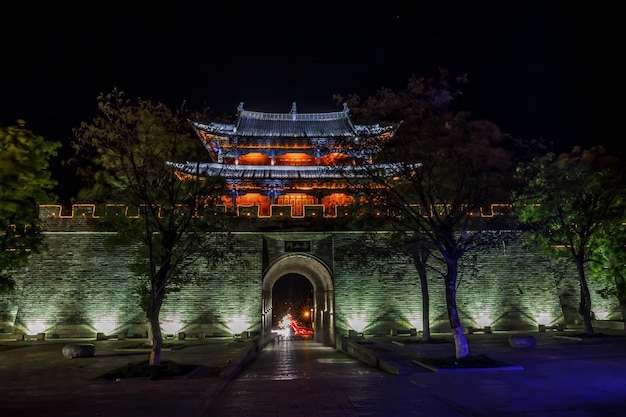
<box><xmin>1</xmin><ymin>327</ymin><xmax>625</xmax><ymax>416</ymax></box>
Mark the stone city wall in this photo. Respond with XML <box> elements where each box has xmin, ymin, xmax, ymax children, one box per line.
<box><xmin>0</xmin><ymin>205</ymin><xmax>620</xmax><ymax>338</ymax></box>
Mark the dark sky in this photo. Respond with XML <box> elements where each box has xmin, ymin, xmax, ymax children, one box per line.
<box><xmin>1</xmin><ymin>2</ymin><xmax>621</xmax><ymax>201</ymax></box>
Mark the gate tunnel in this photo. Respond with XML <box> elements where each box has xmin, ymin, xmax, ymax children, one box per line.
<box><xmin>262</xmin><ymin>254</ymin><xmax>335</xmax><ymax>346</ymax></box>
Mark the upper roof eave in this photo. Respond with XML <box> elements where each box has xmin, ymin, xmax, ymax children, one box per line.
<box><xmin>191</xmin><ymin>102</ymin><xmax>398</xmax><ymax>139</ymax></box>
<box><xmin>166</xmin><ymin>161</ymin><xmax>421</xmax><ymax>180</ymax></box>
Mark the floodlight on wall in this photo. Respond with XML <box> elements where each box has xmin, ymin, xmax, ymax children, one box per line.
<box><xmin>534</xmin><ymin>312</ymin><xmax>553</xmax><ymax>326</ymax></box>
<box><xmin>593</xmin><ymin>310</ymin><xmax>610</xmax><ymax>320</ymax></box>
<box><xmin>25</xmin><ymin>321</ymin><xmax>46</xmax><ymax>335</ymax></box>
<box><xmin>161</xmin><ymin>318</ymin><xmax>183</xmax><ymax>338</ymax></box>
<box><xmin>408</xmin><ymin>319</ymin><xmax>423</xmax><ymax>332</ymax></box>
<box><xmin>473</xmin><ymin>313</ymin><xmax>493</xmax><ymax>329</ymax></box>
<box><xmin>226</xmin><ymin>316</ymin><xmax>250</xmax><ymax>336</ymax></box>
<box><xmin>468</xmin><ymin>313</ymin><xmax>494</xmax><ymax>334</ymax></box>
<box><xmin>347</xmin><ymin>315</ymin><xmax>368</xmax><ymax>333</ymax></box>
<box><xmin>93</xmin><ymin>316</ymin><xmax>118</xmax><ymax>335</ymax></box>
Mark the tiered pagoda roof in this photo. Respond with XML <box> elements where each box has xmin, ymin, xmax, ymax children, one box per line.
<box><xmin>190</xmin><ymin>102</ymin><xmax>397</xmax><ymax>155</ymax></box>
<box><xmin>169</xmin><ymin>102</ymin><xmax>399</xmax><ymax>181</ymax></box>
<box><xmin>194</xmin><ymin>102</ymin><xmax>394</xmax><ymax>140</ymax></box>
<box><xmin>168</xmin><ymin>102</ymin><xmax>410</xmax><ymax>217</ymax></box>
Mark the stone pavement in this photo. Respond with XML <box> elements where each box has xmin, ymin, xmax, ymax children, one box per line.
<box><xmin>1</xmin><ymin>328</ymin><xmax>626</xmax><ymax>416</ymax></box>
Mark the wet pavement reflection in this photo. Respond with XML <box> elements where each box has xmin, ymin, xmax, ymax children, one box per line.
<box><xmin>203</xmin><ymin>331</ymin><xmax>626</xmax><ymax>417</ymax></box>
<box><xmin>204</xmin><ymin>338</ymin><xmax>385</xmax><ymax>416</ymax></box>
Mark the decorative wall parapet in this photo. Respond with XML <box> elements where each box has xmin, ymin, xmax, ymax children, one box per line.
<box><xmin>40</xmin><ymin>204</ymin><xmax>98</xmax><ymax>219</ymax></box>
<box><xmin>39</xmin><ymin>203</ymin><xmax>513</xmax><ymax>221</ymax></box>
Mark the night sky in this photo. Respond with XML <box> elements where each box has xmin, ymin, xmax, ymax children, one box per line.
<box><xmin>0</xmin><ymin>2</ymin><xmax>620</xmax><ymax>202</ymax></box>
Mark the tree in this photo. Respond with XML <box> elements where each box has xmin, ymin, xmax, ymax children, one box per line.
<box><xmin>400</xmin><ymin>234</ymin><xmax>436</xmax><ymax>342</ymax></box>
<box><xmin>591</xmin><ymin>221</ymin><xmax>626</xmax><ymax>328</ymax></box>
<box><xmin>513</xmin><ymin>146</ymin><xmax>626</xmax><ymax>335</ymax></box>
<box><xmin>334</xmin><ymin>70</ymin><xmax>517</xmax><ymax>359</ymax></box>
<box><xmin>1</xmin><ymin>121</ymin><xmax>60</xmax><ymax>293</ymax></box>
<box><xmin>70</xmin><ymin>89</ymin><xmax>231</xmax><ymax>365</ymax></box>
<box><xmin>336</xmin><ymin>230</ymin><xmax>435</xmax><ymax>341</ymax></box>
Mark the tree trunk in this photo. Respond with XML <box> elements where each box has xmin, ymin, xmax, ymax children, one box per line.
<box><xmin>149</xmin><ymin>317</ymin><xmax>163</xmax><ymax>366</ymax></box>
<box><xmin>445</xmin><ymin>259</ymin><xmax>469</xmax><ymax>359</ymax></box>
<box><xmin>576</xmin><ymin>259</ymin><xmax>594</xmax><ymax>336</ymax></box>
<box><xmin>615</xmin><ymin>276</ymin><xmax>626</xmax><ymax>330</ymax></box>
<box><xmin>413</xmin><ymin>256</ymin><xmax>431</xmax><ymax>342</ymax></box>
<box><xmin>149</xmin><ymin>280</ymin><xmax>166</xmax><ymax>366</ymax></box>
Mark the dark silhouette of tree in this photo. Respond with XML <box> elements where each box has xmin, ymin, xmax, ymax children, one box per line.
<box><xmin>1</xmin><ymin>121</ymin><xmax>60</xmax><ymax>293</ymax></box>
<box><xmin>513</xmin><ymin>146</ymin><xmax>626</xmax><ymax>335</ymax></box>
<box><xmin>70</xmin><ymin>89</ymin><xmax>232</xmax><ymax>365</ymax></box>
<box><xmin>335</xmin><ymin>230</ymin><xmax>435</xmax><ymax>342</ymax></box>
<box><xmin>334</xmin><ymin>70</ymin><xmax>517</xmax><ymax>359</ymax></box>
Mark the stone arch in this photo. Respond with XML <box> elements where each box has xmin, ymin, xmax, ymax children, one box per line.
<box><xmin>262</xmin><ymin>253</ymin><xmax>335</xmax><ymax>346</ymax></box>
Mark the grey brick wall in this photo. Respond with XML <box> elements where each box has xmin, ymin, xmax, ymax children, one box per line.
<box><xmin>0</xmin><ymin>210</ymin><xmax>620</xmax><ymax>337</ymax></box>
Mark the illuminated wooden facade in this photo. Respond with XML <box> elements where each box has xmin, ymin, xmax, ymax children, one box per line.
<box><xmin>168</xmin><ymin>102</ymin><xmax>398</xmax><ymax>217</ymax></box>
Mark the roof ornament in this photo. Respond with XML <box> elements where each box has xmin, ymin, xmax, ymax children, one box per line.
<box><xmin>291</xmin><ymin>102</ymin><xmax>297</xmax><ymax>120</ymax></box>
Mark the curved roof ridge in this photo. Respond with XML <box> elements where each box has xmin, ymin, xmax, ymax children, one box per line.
<box><xmin>192</xmin><ymin>102</ymin><xmax>398</xmax><ymax>139</ymax></box>
<box><xmin>237</xmin><ymin>102</ymin><xmax>350</xmax><ymax>122</ymax></box>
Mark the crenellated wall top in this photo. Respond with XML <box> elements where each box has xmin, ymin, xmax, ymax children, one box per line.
<box><xmin>39</xmin><ymin>204</ymin><xmax>140</xmax><ymax>219</ymax></box>
<box><xmin>38</xmin><ymin>203</ymin><xmax>513</xmax><ymax>220</ymax></box>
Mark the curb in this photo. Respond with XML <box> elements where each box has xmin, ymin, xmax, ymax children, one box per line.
<box><xmin>219</xmin><ymin>334</ymin><xmax>277</xmax><ymax>380</ymax></box>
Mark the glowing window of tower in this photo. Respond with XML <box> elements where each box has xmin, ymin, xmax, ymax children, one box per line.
<box><xmin>275</xmin><ymin>153</ymin><xmax>315</xmax><ymax>166</ymax></box>
<box><xmin>239</xmin><ymin>153</ymin><xmax>270</xmax><ymax>165</ymax></box>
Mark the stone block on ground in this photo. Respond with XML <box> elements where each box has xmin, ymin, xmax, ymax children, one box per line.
<box><xmin>62</xmin><ymin>343</ymin><xmax>96</xmax><ymax>358</ymax></box>
<box><xmin>508</xmin><ymin>334</ymin><xmax>536</xmax><ymax>348</ymax></box>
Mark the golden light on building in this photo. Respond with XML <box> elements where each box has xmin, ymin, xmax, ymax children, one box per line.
<box><xmin>167</xmin><ymin>102</ymin><xmax>399</xmax><ymax>218</ymax></box>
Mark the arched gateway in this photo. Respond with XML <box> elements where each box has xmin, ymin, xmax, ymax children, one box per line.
<box><xmin>262</xmin><ymin>254</ymin><xmax>335</xmax><ymax>346</ymax></box>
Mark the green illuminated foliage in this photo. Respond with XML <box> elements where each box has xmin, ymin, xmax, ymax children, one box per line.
<box><xmin>591</xmin><ymin>222</ymin><xmax>626</xmax><ymax>321</ymax></box>
<box><xmin>513</xmin><ymin>146</ymin><xmax>626</xmax><ymax>334</ymax></box>
<box><xmin>0</xmin><ymin>121</ymin><xmax>60</xmax><ymax>293</ymax></box>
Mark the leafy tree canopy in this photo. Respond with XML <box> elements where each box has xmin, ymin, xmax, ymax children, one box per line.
<box><xmin>70</xmin><ymin>89</ymin><xmax>232</xmax><ymax>365</ymax></box>
<box><xmin>513</xmin><ymin>146</ymin><xmax>626</xmax><ymax>259</ymax></box>
<box><xmin>591</xmin><ymin>221</ymin><xmax>626</xmax><ymax>317</ymax></box>
<box><xmin>70</xmin><ymin>89</ymin><xmax>219</xmax><ymax>206</ymax></box>
<box><xmin>513</xmin><ymin>145</ymin><xmax>626</xmax><ymax>334</ymax></box>
<box><xmin>0</xmin><ymin>121</ymin><xmax>60</xmax><ymax>292</ymax></box>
